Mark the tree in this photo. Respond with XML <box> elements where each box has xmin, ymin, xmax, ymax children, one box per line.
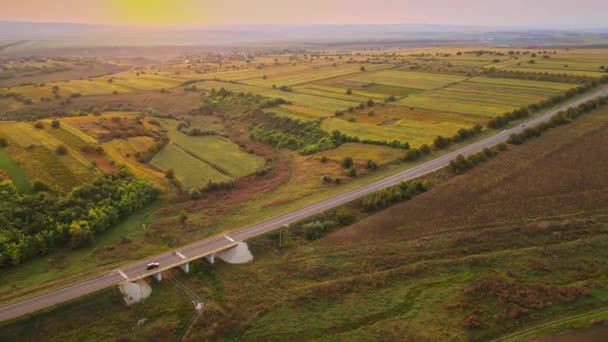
<box><xmin>51</xmin><ymin>119</ymin><xmax>60</xmax><ymax>129</ymax></box>
<box><xmin>433</xmin><ymin>135</ymin><xmax>450</xmax><ymax>149</ymax></box>
<box><xmin>34</xmin><ymin>122</ymin><xmax>44</xmax><ymax>129</ymax></box>
<box><xmin>0</xmin><ymin>138</ymin><xmax>7</xmax><ymax>148</ymax></box>
<box><xmin>32</xmin><ymin>179</ymin><xmax>51</xmax><ymax>193</ymax></box>
<box><xmin>165</xmin><ymin>169</ymin><xmax>175</xmax><ymax>179</ymax></box>
<box><xmin>55</xmin><ymin>145</ymin><xmax>68</xmax><ymax>155</ymax></box>
<box><xmin>366</xmin><ymin>160</ymin><xmax>378</xmax><ymax>170</ymax></box>
<box><xmin>179</xmin><ymin>210</ymin><xmax>188</xmax><ymax>224</ymax></box>
<box><xmin>347</xmin><ymin>167</ymin><xmax>357</xmax><ymax>177</ymax></box>
<box><xmin>335</xmin><ymin>208</ymin><xmax>356</xmax><ymax>225</ymax></box>
<box><xmin>346</xmin><ymin>89</ymin><xmax>352</xmax><ymax>95</ymax></box>
<box><xmin>341</xmin><ymin>156</ymin><xmax>353</xmax><ymax>169</ymax></box>
<box><xmin>360</xmin><ymin>66</ymin><xmax>366</xmax><ymax>72</ymax></box>
<box><xmin>69</xmin><ymin>221</ymin><xmax>92</xmax><ymax>248</ymax></box>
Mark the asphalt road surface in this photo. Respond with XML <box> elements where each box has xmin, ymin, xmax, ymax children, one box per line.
<box><xmin>0</xmin><ymin>87</ymin><xmax>606</xmax><ymax>323</ymax></box>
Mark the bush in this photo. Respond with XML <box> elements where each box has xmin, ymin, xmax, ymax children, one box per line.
<box><xmin>55</xmin><ymin>145</ymin><xmax>68</xmax><ymax>155</ymax></box>
<box><xmin>32</xmin><ymin>179</ymin><xmax>51</xmax><ymax>193</ymax></box>
<box><xmin>346</xmin><ymin>167</ymin><xmax>357</xmax><ymax>177</ymax></box>
<box><xmin>334</xmin><ymin>208</ymin><xmax>356</xmax><ymax>225</ymax></box>
<box><xmin>366</xmin><ymin>160</ymin><xmax>378</xmax><ymax>170</ymax></box>
<box><xmin>341</xmin><ymin>156</ymin><xmax>354</xmax><ymax>169</ymax></box>
<box><xmin>0</xmin><ymin>138</ymin><xmax>7</xmax><ymax>148</ymax></box>
<box><xmin>165</xmin><ymin>169</ymin><xmax>175</xmax><ymax>179</ymax></box>
<box><xmin>34</xmin><ymin>122</ymin><xmax>44</xmax><ymax>129</ymax></box>
<box><xmin>362</xmin><ymin>180</ymin><xmax>428</xmax><ymax>211</ymax></box>
<box><xmin>51</xmin><ymin>119</ymin><xmax>60</xmax><ymax>129</ymax></box>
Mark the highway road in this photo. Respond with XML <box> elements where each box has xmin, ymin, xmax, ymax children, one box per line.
<box><xmin>0</xmin><ymin>87</ymin><xmax>607</xmax><ymax>323</ymax></box>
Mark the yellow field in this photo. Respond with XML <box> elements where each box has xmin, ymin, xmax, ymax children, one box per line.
<box><xmin>313</xmin><ymin>143</ymin><xmax>404</xmax><ymax>165</ymax></box>
<box><xmin>0</xmin><ymin>121</ymin><xmax>97</xmax><ymax>191</ymax></box>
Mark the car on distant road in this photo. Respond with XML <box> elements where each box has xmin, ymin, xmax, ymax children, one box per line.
<box><xmin>146</xmin><ymin>262</ymin><xmax>160</xmax><ymax>270</ymax></box>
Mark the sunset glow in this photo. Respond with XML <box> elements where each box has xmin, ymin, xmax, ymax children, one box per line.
<box><xmin>2</xmin><ymin>0</ymin><xmax>607</xmax><ymax>27</ymax></box>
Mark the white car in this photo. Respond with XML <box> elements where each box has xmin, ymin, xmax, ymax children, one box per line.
<box><xmin>146</xmin><ymin>262</ymin><xmax>160</xmax><ymax>270</ymax></box>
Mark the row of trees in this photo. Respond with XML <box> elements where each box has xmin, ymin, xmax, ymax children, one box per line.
<box><xmin>508</xmin><ymin>95</ymin><xmax>608</xmax><ymax>145</ymax></box>
<box><xmin>488</xmin><ymin>75</ymin><xmax>608</xmax><ymax>129</ymax></box>
<box><xmin>404</xmin><ymin>125</ymin><xmax>483</xmax><ymax>162</ymax></box>
<box><xmin>483</xmin><ymin>69</ymin><xmax>594</xmax><ymax>84</ymax></box>
<box><xmin>449</xmin><ymin>146</ymin><xmax>503</xmax><ymax>174</ymax></box>
<box><xmin>361</xmin><ymin>180</ymin><xmax>429</xmax><ymax>211</ymax></box>
<box><xmin>0</xmin><ymin>168</ymin><xmax>158</xmax><ymax>267</ymax></box>
<box><xmin>449</xmin><ymin>94</ymin><xmax>608</xmax><ymax>177</ymax></box>
<box><xmin>249</xmin><ymin>113</ymin><xmax>336</xmax><ymax>154</ymax></box>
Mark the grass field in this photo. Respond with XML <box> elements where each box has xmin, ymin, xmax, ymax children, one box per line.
<box><xmin>0</xmin><ymin>121</ymin><xmax>97</xmax><ymax>191</ymax></box>
<box><xmin>322</xmin><ymin>115</ymin><xmax>468</xmax><ymax>147</ymax></box>
<box><xmin>313</xmin><ymin>143</ymin><xmax>404</xmax><ymax>165</ymax></box>
<box><xmin>344</xmin><ymin>70</ymin><xmax>468</xmax><ymax>90</ymax></box>
<box><xmin>161</xmin><ymin>119</ymin><xmax>264</xmax><ymax>179</ymax></box>
<box><xmin>3</xmin><ymin>89</ymin><xmax>607</xmax><ymax>341</ymax></box>
<box><xmin>396</xmin><ymin>76</ymin><xmax>577</xmax><ymax>117</ymax></box>
<box><xmin>193</xmin><ymin>80</ymin><xmax>359</xmax><ymax>116</ymax></box>
<box><xmin>102</xmin><ymin>137</ymin><xmax>167</xmax><ymax>185</ymax></box>
<box><xmin>0</xmin><ymin>149</ymin><xmax>30</xmax><ymax>192</ymax></box>
<box><xmin>9</xmin><ymin>72</ymin><xmax>183</xmax><ymax>99</ymax></box>
<box><xmin>150</xmin><ymin>143</ymin><xmax>231</xmax><ymax>189</ymax></box>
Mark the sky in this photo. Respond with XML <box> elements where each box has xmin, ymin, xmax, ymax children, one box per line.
<box><xmin>1</xmin><ymin>0</ymin><xmax>607</xmax><ymax>28</ymax></box>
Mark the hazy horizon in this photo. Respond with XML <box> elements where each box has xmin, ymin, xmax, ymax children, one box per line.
<box><xmin>2</xmin><ymin>0</ymin><xmax>608</xmax><ymax>29</ymax></box>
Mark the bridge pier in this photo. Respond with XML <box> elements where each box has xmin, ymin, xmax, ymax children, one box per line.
<box><xmin>152</xmin><ymin>272</ymin><xmax>162</xmax><ymax>282</ymax></box>
<box><xmin>180</xmin><ymin>262</ymin><xmax>190</xmax><ymax>273</ymax></box>
<box><xmin>206</xmin><ymin>254</ymin><xmax>215</xmax><ymax>265</ymax></box>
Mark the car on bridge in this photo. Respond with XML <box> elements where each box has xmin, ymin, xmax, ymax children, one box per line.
<box><xmin>146</xmin><ymin>262</ymin><xmax>160</xmax><ymax>270</ymax></box>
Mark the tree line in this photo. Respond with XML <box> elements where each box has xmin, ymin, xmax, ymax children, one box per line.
<box><xmin>404</xmin><ymin>124</ymin><xmax>483</xmax><ymax>162</ymax></box>
<box><xmin>448</xmin><ymin>94</ymin><xmax>608</xmax><ymax>177</ymax></box>
<box><xmin>487</xmin><ymin>75</ymin><xmax>608</xmax><ymax>129</ymax></box>
<box><xmin>508</xmin><ymin>95</ymin><xmax>608</xmax><ymax>145</ymax></box>
<box><xmin>483</xmin><ymin>69</ymin><xmax>595</xmax><ymax>84</ymax></box>
<box><xmin>0</xmin><ymin>168</ymin><xmax>158</xmax><ymax>267</ymax></box>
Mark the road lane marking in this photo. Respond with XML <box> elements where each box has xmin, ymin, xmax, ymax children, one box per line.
<box><xmin>224</xmin><ymin>235</ymin><xmax>235</xmax><ymax>242</ymax></box>
<box><xmin>116</xmin><ymin>269</ymin><xmax>129</xmax><ymax>280</ymax></box>
<box><xmin>176</xmin><ymin>251</ymin><xmax>186</xmax><ymax>259</ymax></box>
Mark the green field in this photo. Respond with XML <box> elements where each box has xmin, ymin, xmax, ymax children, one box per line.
<box><xmin>0</xmin><ymin>149</ymin><xmax>30</xmax><ymax>192</ymax></box>
<box><xmin>0</xmin><ymin>122</ymin><xmax>97</xmax><ymax>191</ymax></box>
<box><xmin>314</xmin><ymin>143</ymin><xmax>404</xmax><ymax>164</ymax></box>
<box><xmin>162</xmin><ymin>119</ymin><xmax>264</xmax><ymax>179</ymax></box>
<box><xmin>322</xmin><ymin>116</ymin><xmax>469</xmax><ymax>147</ymax></box>
<box><xmin>193</xmin><ymin>80</ymin><xmax>359</xmax><ymax>116</ymax></box>
<box><xmin>344</xmin><ymin>70</ymin><xmax>468</xmax><ymax>90</ymax></box>
<box><xmin>10</xmin><ymin>72</ymin><xmax>183</xmax><ymax>99</ymax></box>
<box><xmin>150</xmin><ymin>143</ymin><xmax>231</xmax><ymax>188</ymax></box>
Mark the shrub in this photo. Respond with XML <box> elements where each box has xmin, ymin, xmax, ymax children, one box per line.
<box><xmin>51</xmin><ymin>119</ymin><xmax>60</xmax><ymax>128</ymax></box>
<box><xmin>0</xmin><ymin>138</ymin><xmax>7</xmax><ymax>148</ymax></box>
<box><xmin>34</xmin><ymin>122</ymin><xmax>44</xmax><ymax>129</ymax></box>
<box><xmin>341</xmin><ymin>156</ymin><xmax>354</xmax><ymax>169</ymax></box>
<box><xmin>366</xmin><ymin>160</ymin><xmax>378</xmax><ymax>170</ymax></box>
<box><xmin>165</xmin><ymin>169</ymin><xmax>175</xmax><ymax>179</ymax></box>
<box><xmin>334</xmin><ymin>208</ymin><xmax>356</xmax><ymax>225</ymax></box>
<box><xmin>55</xmin><ymin>145</ymin><xmax>68</xmax><ymax>155</ymax></box>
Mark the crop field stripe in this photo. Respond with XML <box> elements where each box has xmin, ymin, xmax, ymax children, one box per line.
<box><xmin>0</xmin><ymin>149</ymin><xmax>31</xmax><ymax>192</ymax></box>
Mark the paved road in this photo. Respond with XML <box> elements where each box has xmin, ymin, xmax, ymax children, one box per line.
<box><xmin>0</xmin><ymin>88</ymin><xmax>606</xmax><ymax>323</ymax></box>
